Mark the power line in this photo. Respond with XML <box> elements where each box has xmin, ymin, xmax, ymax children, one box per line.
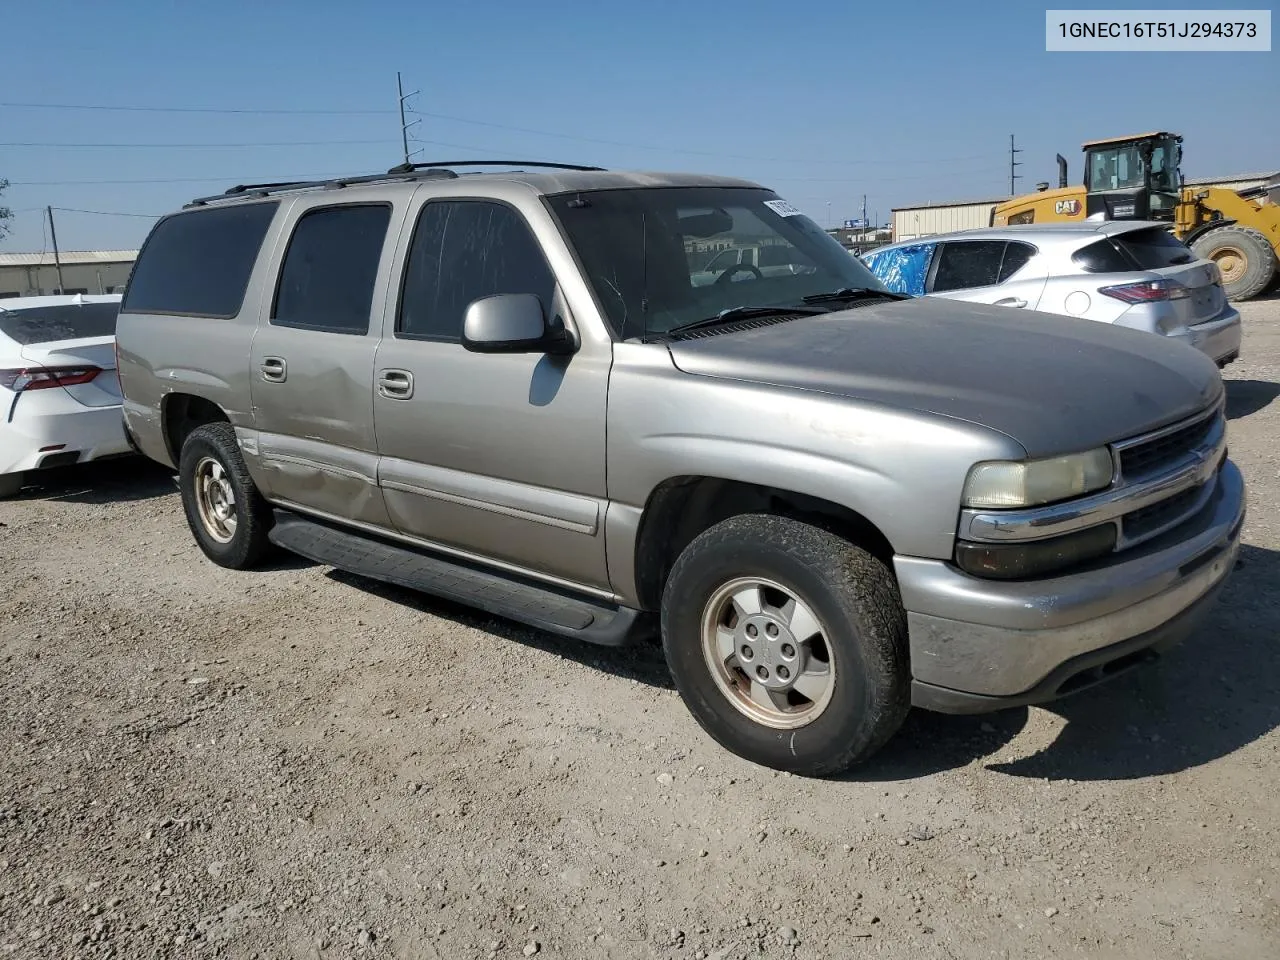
<box><xmin>9</xmin><ymin>173</ymin><xmax>353</xmax><ymax>186</ymax></box>
<box><xmin>4</xmin><ymin>130</ymin><xmax>1000</xmax><ymax>167</ymax></box>
<box><xmin>2</xmin><ymin>98</ymin><xmax>999</xmax><ymax>167</ymax></box>
<box><xmin>49</xmin><ymin>207</ymin><xmax>162</xmax><ymax>218</ymax></box>
<box><xmin>409</xmin><ymin>106</ymin><xmax>998</xmax><ymax>166</ymax></box>
<box><xmin>2</xmin><ymin>139</ymin><xmax>390</xmax><ymax>148</ymax></box>
<box><xmin>0</xmin><ymin>100</ymin><xmax>393</xmax><ymax>115</ymax></box>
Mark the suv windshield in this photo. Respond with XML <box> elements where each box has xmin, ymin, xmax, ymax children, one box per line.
<box><xmin>546</xmin><ymin>187</ymin><xmax>888</xmax><ymax>339</ymax></box>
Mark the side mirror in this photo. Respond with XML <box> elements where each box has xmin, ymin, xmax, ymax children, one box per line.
<box><xmin>461</xmin><ymin>293</ymin><xmax>575</xmax><ymax>355</ymax></box>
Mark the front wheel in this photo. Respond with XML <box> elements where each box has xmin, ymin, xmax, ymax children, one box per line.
<box><xmin>660</xmin><ymin>514</ymin><xmax>910</xmax><ymax>776</ymax></box>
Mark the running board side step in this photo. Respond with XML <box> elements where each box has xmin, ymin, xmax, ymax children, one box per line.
<box><xmin>268</xmin><ymin>511</ymin><xmax>644</xmax><ymax>647</ymax></box>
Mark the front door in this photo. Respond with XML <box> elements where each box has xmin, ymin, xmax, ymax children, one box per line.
<box><xmin>248</xmin><ymin>200</ymin><xmax>398</xmax><ymax>527</ymax></box>
<box><xmin>928</xmin><ymin>239</ymin><xmax>1048</xmax><ymax>310</ymax></box>
<box><xmin>372</xmin><ymin>196</ymin><xmax>611</xmax><ymax>590</ymax></box>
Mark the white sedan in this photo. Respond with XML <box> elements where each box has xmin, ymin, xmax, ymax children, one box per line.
<box><xmin>0</xmin><ymin>294</ymin><xmax>131</xmax><ymax>498</ymax></box>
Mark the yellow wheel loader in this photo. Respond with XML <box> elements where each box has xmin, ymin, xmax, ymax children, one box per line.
<box><xmin>992</xmin><ymin>132</ymin><xmax>1280</xmax><ymax>301</ymax></box>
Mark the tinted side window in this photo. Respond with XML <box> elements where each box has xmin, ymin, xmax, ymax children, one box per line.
<box><xmin>399</xmin><ymin>201</ymin><xmax>555</xmax><ymax>342</ymax></box>
<box><xmin>998</xmin><ymin>241</ymin><xmax>1037</xmax><ymax>282</ymax></box>
<box><xmin>1114</xmin><ymin>227</ymin><xmax>1194</xmax><ymax>269</ymax></box>
<box><xmin>931</xmin><ymin>241</ymin><xmax>1005</xmax><ymax>292</ymax></box>
<box><xmin>123</xmin><ymin>202</ymin><xmax>278</xmax><ymax>317</ymax></box>
<box><xmin>272</xmin><ymin>205</ymin><xmax>391</xmax><ymax>335</ymax></box>
<box><xmin>1072</xmin><ymin>239</ymin><xmax>1134</xmax><ymax>273</ymax></box>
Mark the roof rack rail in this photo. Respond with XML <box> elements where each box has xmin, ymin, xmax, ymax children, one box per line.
<box><xmin>386</xmin><ymin>160</ymin><xmax>607</xmax><ymax>174</ymax></box>
<box><xmin>223</xmin><ymin>180</ymin><xmax>317</xmax><ymax>195</ymax></box>
<box><xmin>184</xmin><ymin>160</ymin><xmax>604</xmax><ymax>208</ymax></box>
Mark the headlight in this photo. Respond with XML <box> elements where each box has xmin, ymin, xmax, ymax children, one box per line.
<box><xmin>962</xmin><ymin>448</ymin><xmax>1113</xmax><ymax>508</ymax></box>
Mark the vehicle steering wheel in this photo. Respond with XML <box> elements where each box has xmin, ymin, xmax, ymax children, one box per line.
<box><xmin>715</xmin><ymin>263</ymin><xmax>765</xmax><ymax>285</ymax></box>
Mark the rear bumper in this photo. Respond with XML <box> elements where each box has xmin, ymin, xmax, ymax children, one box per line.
<box><xmin>896</xmin><ymin>459</ymin><xmax>1245</xmax><ymax>712</ymax></box>
<box><xmin>1168</xmin><ymin>305</ymin><xmax>1242</xmax><ymax>365</ymax></box>
<box><xmin>0</xmin><ymin>401</ymin><xmax>132</xmax><ymax>475</ymax></box>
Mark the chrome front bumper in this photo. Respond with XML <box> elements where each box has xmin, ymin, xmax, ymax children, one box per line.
<box><xmin>896</xmin><ymin>458</ymin><xmax>1245</xmax><ymax>711</ymax></box>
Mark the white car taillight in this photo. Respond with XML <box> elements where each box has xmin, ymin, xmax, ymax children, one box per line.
<box><xmin>0</xmin><ymin>365</ymin><xmax>102</xmax><ymax>392</ymax></box>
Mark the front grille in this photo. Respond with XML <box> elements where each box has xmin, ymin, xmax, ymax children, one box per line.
<box><xmin>1121</xmin><ymin>484</ymin><xmax>1204</xmax><ymax>541</ymax></box>
<box><xmin>1120</xmin><ymin>409</ymin><xmax>1218</xmax><ymax>478</ymax></box>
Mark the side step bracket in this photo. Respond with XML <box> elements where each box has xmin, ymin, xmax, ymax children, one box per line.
<box><xmin>268</xmin><ymin>511</ymin><xmax>644</xmax><ymax>647</ymax></box>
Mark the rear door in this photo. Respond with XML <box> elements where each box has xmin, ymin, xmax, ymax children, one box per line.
<box><xmin>927</xmin><ymin>240</ymin><xmax>1048</xmax><ymax>309</ymax></box>
<box><xmin>248</xmin><ymin>197</ymin><xmax>402</xmax><ymax>527</ymax></box>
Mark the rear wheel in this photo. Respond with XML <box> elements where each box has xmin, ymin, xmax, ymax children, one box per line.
<box><xmin>178</xmin><ymin>422</ymin><xmax>275</xmax><ymax>569</ymax></box>
<box><xmin>660</xmin><ymin>514</ymin><xmax>910</xmax><ymax>776</ymax></box>
<box><xmin>1191</xmin><ymin>225</ymin><xmax>1278</xmax><ymax>302</ymax></box>
<box><xmin>0</xmin><ymin>473</ymin><xmax>24</xmax><ymax>499</ymax></box>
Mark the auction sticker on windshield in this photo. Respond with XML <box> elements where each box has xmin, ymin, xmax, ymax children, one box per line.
<box><xmin>763</xmin><ymin>199</ymin><xmax>803</xmax><ymax>217</ymax></box>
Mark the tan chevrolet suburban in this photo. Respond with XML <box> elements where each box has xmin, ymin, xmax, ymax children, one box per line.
<box><xmin>116</xmin><ymin>161</ymin><xmax>1244</xmax><ymax>775</ymax></box>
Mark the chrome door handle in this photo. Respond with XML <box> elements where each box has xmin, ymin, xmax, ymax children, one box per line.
<box><xmin>261</xmin><ymin>357</ymin><xmax>287</xmax><ymax>382</ymax></box>
<box><xmin>994</xmin><ymin>297</ymin><xmax>1027</xmax><ymax>308</ymax></box>
<box><xmin>378</xmin><ymin>369</ymin><xmax>414</xmax><ymax>400</ymax></box>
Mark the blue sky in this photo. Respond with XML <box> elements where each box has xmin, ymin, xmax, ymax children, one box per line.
<box><xmin>1</xmin><ymin>0</ymin><xmax>1276</xmax><ymax>252</ymax></box>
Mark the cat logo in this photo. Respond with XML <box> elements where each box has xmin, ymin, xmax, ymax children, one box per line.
<box><xmin>1055</xmin><ymin>199</ymin><xmax>1082</xmax><ymax>216</ymax></box>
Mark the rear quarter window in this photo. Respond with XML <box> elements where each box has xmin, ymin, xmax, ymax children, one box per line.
<box><xmin>0</xmin><ymin>302</ymin><xmax>121</xmax><ymax>345</ymax></box>
<box><xmin>1071</xmin><ymin>238</ymin><xmax>1134</xmax><ymax>273</ymax></box>
<box><xmin>122</xmin><ymin>202</ymin><xmax>279</xmax><ymax>317</ymax></box>
<box><xmin>1114</xmin><ymin>227</ymin><xmax>1195</xmax><ymax>269</ymax></box>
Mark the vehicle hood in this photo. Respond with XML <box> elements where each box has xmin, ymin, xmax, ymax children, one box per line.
<box><xmin>664</xmin><ymin>297</ymin><xmax>1222</xmax><ymax>458</ymax></box>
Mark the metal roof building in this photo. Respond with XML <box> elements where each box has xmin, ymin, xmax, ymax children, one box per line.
<box><xmin>0</xmin><ymin>249</ymin><xmax>138</xmax><ymax>298</ymax></box>
<box><xmin>891</xmin><ymin>197</ymin><xmax>1011</xmax><ymax>242</ymax></box>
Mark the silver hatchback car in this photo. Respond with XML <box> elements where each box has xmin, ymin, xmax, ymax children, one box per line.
<box><xmin>861</xmin><ymin>222</ymin><xmax>1242</xmax><ymax>366</ymax></box>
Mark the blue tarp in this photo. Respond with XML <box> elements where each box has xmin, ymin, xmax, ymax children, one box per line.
<box><xmin>861</xmin><ymin>243</ymin><xmax>934</xmax><ymax>297</ymax></box>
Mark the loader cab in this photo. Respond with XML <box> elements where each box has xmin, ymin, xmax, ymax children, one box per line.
<box><xmin>1083</xmin><ymin>132</ymin><xmax>1183</xmax><ymax>222</ymax></box>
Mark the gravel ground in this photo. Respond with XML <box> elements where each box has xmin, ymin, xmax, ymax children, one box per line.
<box><xmin>3</xmin><ymin>297</ymin><xmax>1279</xmax><ymax>960</ymax></box>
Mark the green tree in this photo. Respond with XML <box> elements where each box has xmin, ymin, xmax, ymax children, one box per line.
<box><xmin>0</xmin><ymin>179</ymin><xmax>12</xmax><ymax>241</ymax></box>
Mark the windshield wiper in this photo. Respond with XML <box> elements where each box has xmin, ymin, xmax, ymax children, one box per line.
<box><xmin>801</xmin><ymin>287</ymin><xmax>910</xmax><ymax>304</ymax></box>
<box><xmin>662</xmin><ymin>305</ymin><xmax>827</xmax><ymax>337</ymax></box>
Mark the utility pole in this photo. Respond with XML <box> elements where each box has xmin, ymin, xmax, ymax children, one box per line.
<box><xmin>861</xmin><ymin>194</ymin><xmax>867</xmax><ymax>232</ymax></box>
<box><xmin>1009</xmin><ymin>134</ymin><xmax>1023</xmax><ymax>196</ymax></box>
<box><xmin>397</xmin><ymin>72</ymin><xmax>421</xmax><ymax>166</ymax></box>
<box><xmin>46</xmin><ymin>206</ymin><xmax>65</xmax><ymax>294</ymax></box>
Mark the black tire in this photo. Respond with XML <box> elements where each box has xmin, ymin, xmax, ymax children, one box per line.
<box><xmin>1191</xmin><ymin>225</ymin><xmax>1278</xmax><ymax>302</ymax></box>
<box><xmin>178</xmin><ymin>422</ymin><xmax>275</xmax><ymax>569</ymax></box>
<box><xmin>0</xmin><ymin>473</ymin><xmax>24</xmax><ymax>499</ymax></box>
<box><xmin>660</xmin><ymin>514</ymin><xmax>909</xmax><ymax>776</ymax></box>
